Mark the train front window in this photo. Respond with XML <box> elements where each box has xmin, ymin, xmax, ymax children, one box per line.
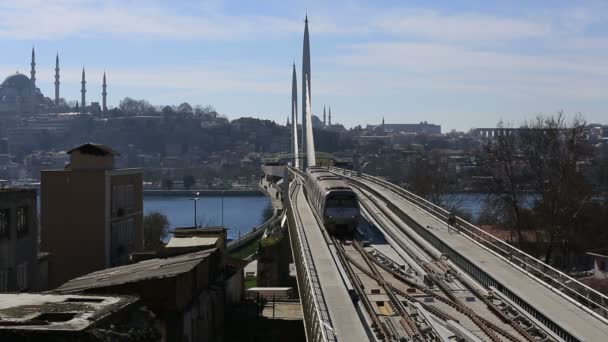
<box><xmin>326</xmin><ymin>195</ymin><xmax>356</xmax><ymax>208</ymax></box>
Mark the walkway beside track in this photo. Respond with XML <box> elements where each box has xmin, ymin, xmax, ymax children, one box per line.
<box><xmin>291</xmin><ymin>180</ymin><xmax>369</xmax><ymax>341</ymax></box>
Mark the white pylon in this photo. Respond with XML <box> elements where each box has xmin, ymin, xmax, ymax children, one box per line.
<box><xmin>305</xmin><ymin>78</ymin><xmax>316</xmax><ymax>167</ymax></box>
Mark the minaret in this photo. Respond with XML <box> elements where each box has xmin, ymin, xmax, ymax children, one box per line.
<box><xmin>328</xmin><ymin>105</ymin><xmax>332</xmax><ymax>125</ymax></box>
<box><xmin>102</xmin><ymin>71</ymin><xmax>107</xmax><ymax>112</ymax></box>
<box><xmin>286</xmin><ymin>116</ymin><xmax>290</xmax><ymax>126</ymax></box>
<box><xmin>291</xmin><ymin>62</ymin><xmax>299</xmax><ymax>168</ymax></box>
<box><xmin>323</xmin><ymin>105</ymin><xmax>326</xmax><ymax>125</ymax></box>
<box><xmin>54</xmin><ymin>53</ymin><xmax>60</xmax><ymax>106</ymax></box>
<box><xmin>30</xmin><ymin>46</ymin><xmax>36</xmax><ymax>88</ymax></box>
<box><xmin>301</xmin><ymin>14</ymin><xmax>311</xmax><ymax>169</ymax></box>
<box><xmin>81</xmin><ymin>68</ymin><xmax>86</xmax><ymax>114</ymax></box>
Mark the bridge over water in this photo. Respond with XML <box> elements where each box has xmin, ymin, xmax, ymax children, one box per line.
<box><xmin>261</xmin><ymin>164</ymin><xmax>608</xmax><ymax>342</ymax></box>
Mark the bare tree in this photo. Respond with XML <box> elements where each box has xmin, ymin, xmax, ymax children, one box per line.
<box><xmin>519</xmin><ymin>112</ymin><xmax>592</xmax><ymax>264</ymax></box>
<box><xmin>407</xmin><ymin>150</ymin><xmax>463</xmax><ymax>212</ymax></box>
<box><xmin>480</xmin><ymin>120</ymin><xmax>530</xmax><ymax>247</ymax></box>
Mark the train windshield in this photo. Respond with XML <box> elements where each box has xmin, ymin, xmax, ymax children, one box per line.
<box><xmin>326</xmin><ymin>193</ymin><xmax>357</xmax><ymax>208</ymax></box>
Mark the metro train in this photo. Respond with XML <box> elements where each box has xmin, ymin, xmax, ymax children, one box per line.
<box><xmin>304</xmin><ymin>166</ymin><xmax>360</xmax><ymax>235</ymax></box>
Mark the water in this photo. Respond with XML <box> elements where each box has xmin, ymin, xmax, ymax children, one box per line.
<box><xmin>448</xmin><ymin>193</ymin><xmax>537</xmax><ymax>222</ymax></box>
<box><xmin>144</xmin><ymin>195</ymin><xmax>270</xmax><ymax>239</ymax></box>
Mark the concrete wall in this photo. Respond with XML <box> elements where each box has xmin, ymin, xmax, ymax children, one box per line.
<box><xmin>69</xmin><ymin>150</ymin><xmax>114</xmax><ymax>170</ymax></box>
<box><xmin>41</xmin><ymin>170</ymin><xmax>107</xmax><ymax>288</ymax></box>
<box><xmin>108</xmin><ymin>170</ymin><xmax>144</xmax><ymax>264</ymax></box>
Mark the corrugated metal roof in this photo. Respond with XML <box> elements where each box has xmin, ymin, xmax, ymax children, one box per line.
<box><xmin>165</xmin><ymin>236</ymin><xmax>218</xmax><ymax>248</ymax></box>
<box><xmin>55</xmin><ymin>249</ymin><xmax>216</xmax><ymax>294</ymax></box>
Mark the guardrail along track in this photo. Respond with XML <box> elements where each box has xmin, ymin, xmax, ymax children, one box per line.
<box><xmin>287</xmin><ymin>177</ymin><xmax>337</xmax><ymax>342</ymax></box>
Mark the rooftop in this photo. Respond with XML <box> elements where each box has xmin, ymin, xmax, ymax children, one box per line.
<box><xmin>55</xmin><ymin>249</ymin><xmax>216</xmax><ymax>293</ymax></box>
<box><xmin>66</xmin><ymin>143</ymin><xmax>119</xmax><ymax>156</ymax></box>
<box><xmin>0</xmin><ymin>293</ymin><xmax>137</xmax><ymax>331</ymax></box>
<box><xmin>165</xmin><ymin>236</ymin><xmax>219</xmax><ymax>249</ymax></box>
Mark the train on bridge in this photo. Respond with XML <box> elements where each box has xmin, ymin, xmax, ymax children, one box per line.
<box><xmin>304</xmin><ymin>166</ymin><xmax>360</xmax><ymax>235</ymax></box>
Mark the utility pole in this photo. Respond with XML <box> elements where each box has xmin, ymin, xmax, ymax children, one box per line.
<box><xmin>190</xmin><ymin>192</ymin><xmax>200</xmax><ymax>227</ymax></box>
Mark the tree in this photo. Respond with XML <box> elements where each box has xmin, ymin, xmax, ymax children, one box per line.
<box><xmin>519</xmin><ymin>113</ymin><xmax>592</xmax><ymax>265</ymax></box>
<box><xmin>177</xmin><ymin>102</ymin><xmax>193</xmax><ymax>115</ymax></box>
<box><xmin>119</xmin><ymin>97</ymin><xmax>155</xmax><ymax>116</ymax></box>
<box><xmin>162</xmin><ymin>178</ymin><xmax>174</xmax><ymax>190</ymax></box>
<box><xmin>183</xmin><ymin>175</ymin><xmax>196</xmax><ymax>190</ymax></box>
<box><xmin>481</xmin><ymin>113</ymin><xmax>594</xmax><ymax>266</ymax></box>
<box><xmin>144</xmin><ymin>211</ymin><xmax>169</xmax><ymax>250</ymax></box>
<box><xmin>480</xmin><ymin>120</ymin><xmax>531</xmax><ymax>247</ymax></box>
<box><xmin>406</xmin><ymin>150</ymin><xmax>462</xmax><ymax>212</ymax></box>
<box><xmin>162</xmin><ymin>105</ymin><xmax>175</xmax><ymax>116</ymax></box>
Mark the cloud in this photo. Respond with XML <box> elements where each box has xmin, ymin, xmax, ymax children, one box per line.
<box><xmin>369</xmin><ymin>10</ymin><xmax>550</xmax><ymax>42</ymax></box>
<box><xmin>0</xmin><ymin>0</ymin><xmax>304</xmax><ymax>40</ymax></box>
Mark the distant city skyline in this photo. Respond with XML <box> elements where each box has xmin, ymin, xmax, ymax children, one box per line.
<box><xmin>1</xmin><ymin>0</ymin><xmax>608</xmax><ymax>131</ymax></box>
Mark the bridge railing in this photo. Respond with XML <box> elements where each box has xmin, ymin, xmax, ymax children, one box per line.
<box><xmin>330</xmin><ymin>167</ymin><xmax>608</xmax><ymax>320</ymax></box>
<box><xmin>286</xmin><ymin>177</ymin><xmax>337</xmax><ymax>342</ymax></box>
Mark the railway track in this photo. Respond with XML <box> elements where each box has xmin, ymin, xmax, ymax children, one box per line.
<box><xmin>347</xmin><ymin>175</ymin><xmax>557</xmax><ymax>342</ymax></box>
<box><xmin>288</xmin><ymin>167</ymin><xmax>559</xmax><ymax>341</ymax></box>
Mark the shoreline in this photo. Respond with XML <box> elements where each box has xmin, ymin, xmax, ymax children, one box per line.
<box><xmin>144</xmin><ymin>189</ymin><xmax>264</xmax><ymax>196</ymax></box>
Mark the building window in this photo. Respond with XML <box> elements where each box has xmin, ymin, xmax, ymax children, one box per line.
<box><xmin>0</xmin><ymin>209</ymin><xmax>9</xmax><ymax>238</ymax></box>
<box><xmin>111</xmin><ymin>218</ymin><xmax>135</xmax><ymax>265</ymax></box>
<box><xmin>0</xmin><ymin>269</ymin><xmax>8</xmax><ymax>291</ymax></box>
<box><xmin>126</xmin><ymin>185</ymin><xmax>135</xmax><ymax>210</ymax></box>
<box><xmin>16</xmin><ymin>262</ymin><xmax>28</xmax><ymax>291</ymax></box>
<box><xmin>16</xmin><ymin>207</ymin><xmax>27</xmax><ymax>236</ymax></box>
<box><xmin>113</xmin><ymin>185</ymin><xmax>134</xmax><ymax>214</ymax></box>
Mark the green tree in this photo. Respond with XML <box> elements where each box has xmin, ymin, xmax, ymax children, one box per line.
<box><xmin>144</xmin><ymin>211</ymin><xmax>170</xmax><ymax>250</ymax></box>
<box><xmin>183</xmin><ymin>175</ymin><xmax>196</xmax><ymax>190</ymax></box>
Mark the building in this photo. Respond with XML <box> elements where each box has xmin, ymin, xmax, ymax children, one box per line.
<box><xmin>381</xmin><ymin>121</ymin><xmax>441</xmax><ymax>134</ymax></box>
<box><xmin>0</xmin><ymin>73</ymin><xmax>45</xmax><ymax>115</ymax></box>
<box><xmin>41</xmin><ymin>143</ymin><xmax>144</xmax><ymax>288</ymax></box>
<box><xmin>169</xmin><ymin>226</ymin><xmax>228</xmax><ymax>253</ymax></box>
<box><xmin>0</xmin><ymin>187</ymin><xmax>47</xmax><ymax>292</ymax></box>
<box><xmin>0</xmin><ymin>293</ymin><xmax>160</xmax><ymax>341</ymax></box>
<box><xmin>55</xmin><ymin>248</ymin><xmax>235</xmax><ymax>342</ymax></box>
<box><xmin>0</xmin><ymin>48</ymin><xmax>49</xmax><ymax>115</ymax></box>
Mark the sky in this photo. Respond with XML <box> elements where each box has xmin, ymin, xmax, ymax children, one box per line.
<box><xmin>1</xmin><ymin>0</ymin><xmax>607</xmax><ymax>131</ymax></box>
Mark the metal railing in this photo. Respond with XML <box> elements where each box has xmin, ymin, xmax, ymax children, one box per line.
<box><xmin>330</xmin><ymin>167</ymin><xmax>608</xmax><ymax>321</ymax></box>
<box><xmin>287</xmin><ymin>177</ymin><xmax>337</xmax><ymax>342</ymax></box>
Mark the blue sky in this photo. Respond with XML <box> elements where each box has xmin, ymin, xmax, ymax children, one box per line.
<box><xmin>1</xmin><ymin>0</ymin><xmax>607</xmax><ymax>131</ymax></box>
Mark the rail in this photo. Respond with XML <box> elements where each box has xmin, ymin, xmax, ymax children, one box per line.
<box><xmin>287</xmin><ymin>174</ymin><xmax>337</xmax><ymax>342</ymax></box>
<box><xmin>330</xmin><ymin>166</ymin><xmax>608</xmax><ymax>322</ymax></box>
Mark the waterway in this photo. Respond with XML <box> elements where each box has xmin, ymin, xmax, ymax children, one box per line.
<box><xmin>144</xmin><ymin>195</ymin><xmax>270</xmax><ymax>239</ymax></box>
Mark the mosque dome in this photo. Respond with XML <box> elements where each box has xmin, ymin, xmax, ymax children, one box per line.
<box><xmin>2</xmin><ymin>73</ymin><xmax>31</xmax><ymax>90</ymax></box>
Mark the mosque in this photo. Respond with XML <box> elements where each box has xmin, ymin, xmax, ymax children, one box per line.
<box><xmin>0</xmin><ymin>47</ymin><xmax>107</xmax><ymax>116</ymax></box>
<box><xmin>0</xmin><ymin>48</ymin><xmax>47</xmax><ymax>115</ymax></box>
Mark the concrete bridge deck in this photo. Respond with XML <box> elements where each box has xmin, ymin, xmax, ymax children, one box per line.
<box><xmin>342</xmin><ymin>171</ymin><xmax>608</xmax><ymax>341</ymax></box>
<box><xmin>291</xmin><ymin>180</ymin><xmax>369</xmax><ymax>341</ymax></box>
